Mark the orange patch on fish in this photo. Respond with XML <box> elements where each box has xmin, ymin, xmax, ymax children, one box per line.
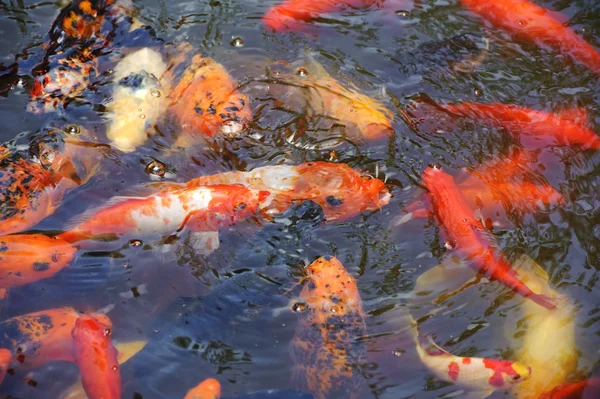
<box><xmin>448</xmin><ymin>361</ymin><xmax>460</xmax><ymax>381</ymax></box>
<box><xmin>462</xmin><ymin>357</ymin><xmax>472</xmax><ymax>365</ymax></box>
<box><xmin>0</xmin><ymin>235</ymin><xmax>76</xmax><ymax>296</ymax></box>
<box><xmin>0</xmin><ymin>348</ymin><xmax>11</xmax><ymax>385</ymax></box>
<box><xmin>72</xmin><ymin>315</ymin><xmax>121</xmax><ymax>399</ymax></box>
<box><xmin>169</xmin><ymin>54</ymin><xmax>251</xmax><ymax>141</ymax></box>
<box><xmin>291</xmin><ymin>257</ymin><xmax>366</xmax><ymax>399</ymax></box>
<box><xmin>184</xmin><ymin>378</ymin><xmax>222</xmax><ymax>399</ymax></box>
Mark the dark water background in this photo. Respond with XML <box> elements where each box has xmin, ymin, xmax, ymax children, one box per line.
<box><xmin>1</xmin><ymin>0</ymin><xmax>600</xmax><ymax>398</ymax></box>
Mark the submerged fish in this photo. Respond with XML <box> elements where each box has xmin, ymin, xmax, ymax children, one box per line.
<box><xmin>0</xmin><ymin>348</ymin><xmax>10</xmax><ymax>385</ymax></box>
<box><xmin>262</xmin><ymin>0</ymin><xmax>379</xmax><ymax>32</ymax></box>
<box><xmin>291</xmin><ymin>257</ymin><xmax>366</xmax><ymax>399</ymax></box>
<box><xmin>0</xmin><ymin>308</ymin><xmax>111</xmax><ymax>372</ymax></box>
<box><xmin>0</xmin><ymin>234</ymin><xmax>76</xmax><ymax>299</ymax></box>
<box><xmin>72</xmin><ymin>315</ymin><xmax>121</xmax><ymax>399</ymax></box>
<box><xmin>409</xmin><ymin>316</ymin><xmax>531</xmax><ymax>398</ymax></box>
<box><xmin>459</xmin><ymin>0</ymin><xmax>600</xmax><ymax>75</ymax></box>
<box><xmin>58</xmin><ymin>184</ymin><xmax>270</xmax><ymax>244</ymax></box>
<box><xmin>421</xmin><ymin>166</ymin><xmax>557</xmax><ymax>310</ymax></box>
<box><xmin>539</xmin><ymin>378</ymin><xmax>600</xmax><ymax>399</ymax></box>
<box><xmin>169</xmin><ymin>54</ymin><xmax>251</xmax><ymax>144</ymax></box>
<box><xmin>506</xmin><ymin>256</ymin><xmax>578</xmax><ymax>399</ymax></box>
<box><xmin>443</xmin><ymin>102</ymin><xmax>600</xmax><ymax>150</ymax></box>
<box><xmin>173</xmin><ymin>162</ymin><xmax>390</xmax><ymax>222</ymax></box>
<box><xmin>106</xmin><ymin>48</ymin><xmax>171</xmax><ymax>152</ymax></box>
<box><xmin>184</xmin><ymin>378</ymin><xmax>222</xmax><ymax>399</ymax></box>
<box><xmin>267</xmin><ymin>55</ymin><xmax>394</xmax><ymax>142</ymax></box>
<box><xmin>459</xmin><ymin>148</ymin><xmax>564</xmax><ymax>211</ymax></box>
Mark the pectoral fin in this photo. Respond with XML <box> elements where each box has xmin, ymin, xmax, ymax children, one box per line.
<box><xmin>412</xmin><ymin>257</ymin><xmax>481</xmax><ymax>304</ymax></box>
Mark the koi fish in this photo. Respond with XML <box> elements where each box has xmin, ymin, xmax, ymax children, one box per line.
<box><xmin>0</xmin><ymin>308</ymin><xmax>111</xmax><ymax>371</ymax></box>
<box><xmin>168</xmin><ymin>54</ymin><xmax>251</xmax><ymax>145</ymax></box>
<box><xmin>263</xmin><ymin>0</ymin><xmax>378</xmax><ymax>32</ymax></box>
<box><xmin>291</xmin><ymin>257</ymin><xmax>366</xmax><ymax>399</ymax></box>
<box><xmin>442</xmin><ymin>102</ymin><xmax>600</xmax><ymax>150</ymax></box>
<box><xmin>539</xmin><ymin>378</ymin><xmax>600</xmax><ymax>399</ymax></box>
<box><xmin>106</xmin><ymin>48</ymin><xmax>172</xmax><ymax>152</ymax></box>
<box><xmin>172</xmin><ymin>162</ymin><xmax>390</xmax><ymax>222</ymax></box>
<box><xmin>57</xmin><ymin>184</ymin><xmax>270</xmax><ymax>244</ymax></box>
<box><xmin>459</xmin><ymin>0</ymin><xmax>600</xmax><ymax>75</ymax></box>
<box><xmin>409</xmin><ymin>316</ymin><xmax>531</xmax><ymax>398</ymax></box>
<box><xmin>72</xmin><ymin>315</ymin><xmax>121</xmax><ymax>399</ymax></box>
<box><xmin>459</xmin><ymin>148</ymin><xmax>564</xmax><ymax>211</ymax></box>
<box><xmin>184</xmin><ymin>378</ymin><xmax>222</xmax><ymax>399</ymax></box>
<box><xmin>0</xmin><ymin>348</ymin><xmax>11</xmax><ymax>385</ymax></box>
<box><xmin>267</xmin><ymin>54</ymin><xmax>394</xmax><ymax>142</ymax></box>
<box><xmin>0</xmin><ymin>234</ymin><xmax>76</xmax><ymax>299</ymax></box>
<box><xmin>505</xmin><ymin>256</ymin><xmax>577</xmax><ymax>399</ymax></box>
<box><xmin>421</xmin><ymin>166</ymin><xmax>557</xmax><ymax>310</ymax></box>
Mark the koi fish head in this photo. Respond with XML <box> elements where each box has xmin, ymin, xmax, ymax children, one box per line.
<box><xmin>206</xmin><ymin>184</ymin><xmax>271</xmax><ymax>228</ymax></box>
<box><xmin>293</xmin><ymin>162</ymin><xmax>390</xmax><ymax>221</ymax></box>
<box><xmin>422</xmin><ymin>165</ymin><xmax>451</xmax><ymax>188</ymax></box>
<box><xmin>483</xmin><ymin>358</ymin><xmax>531</xmax><ymax>388</ymax></box>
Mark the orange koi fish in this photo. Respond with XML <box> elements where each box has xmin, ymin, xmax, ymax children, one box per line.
<box><xmin>539</xmin><ymin>378</ymin><xmax>600</xmax><ymax>399</ymax></box>
<box><xmin>169</xmin><ymin>54</ymin><xmax>251</xmax><ymax>144</ymax></box>
<box><xmin>421</xmin><ymin>166</ymin><xmax>557</xmax><ymax>310</ymax></box>
<box><xmin>291</xmin><ymin>257</ymin><xmax>366</xmax><ymax>399</ymax></box>
<box><xmin>0</xmin><ymin>234</ymin><xmax>76</xmax><ymax>299</ymax></box>
<box><xmin>0</xmin><ymin>348</ymin><xmax>11</xmax><ymax>385</ymax></box>
<box><xmin>459</xmin><ymin>0</ymin><xmax>600</xmax><ymax>75</ymax></box>
<box><xmin>176</xmin><ymin>162</ymin><xmax>390</xmax><ymax>222</ymax></box>
<box><xmin>443</xmin><ymin>102</ymin><xmax>600</xmax><ymax>150</ymax></box>
<box><xmin>459</xmin><ymin>148</ymin><xmax>563</xmax><ymax>211</ymax></box>
<box><xmin>263</xmin><ymin>0</ymin><xmax>378</xmax><ymax>32</ymax></box>
<box><xmin>409</xmin><ymin>316</ymin><xmax>530</xmax><ymax>398</ymax></box>
<box><xmin>184</xmin><ymin>378</ymin><xmax>221</xmax><ymax>399</ymax></box>
<box><xmin>267</xmin><ymin>55</ymin><xmax>394</xmax><ymax>142</ymax></box>
<box><xmin>72</xmin><ymin>315</ymin><xmax>121</xmax><ymax>399</ymax></box>
<box><xmin>0</xmin><ymin>308</ymin><xmax>111</xmax><ymax>371</ymax></box>
<box><xmin>58</xmin><ymin>184</ymin><xmax>270</xmax><ymax>244</ymax></box>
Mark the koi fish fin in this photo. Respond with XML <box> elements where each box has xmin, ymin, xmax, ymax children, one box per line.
<box><xmin>412</xmin><ymin>257</ymin><xmax>480</xmax><ymax>304</ymax></box>
<box><xmin>62</xmin><ymin>195</ymin><xmax>151</xmax><ymax>231</ymax></box>
<box><xmin>421</xmin><ymin>335</ymin><xmax>454</xmax><ymax>357</ymax></box>
<box><xmin>186</xmin><ymin>231</ymin><xmax>220</xmax><ymax>257</ymax></box>
<box><xmin>557</xmin><ymin>107</ymin><xmax>589</xmax><ymax>125</ymax></box>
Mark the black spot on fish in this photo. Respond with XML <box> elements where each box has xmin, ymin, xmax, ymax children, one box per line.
<box><xmin>234</xmin><ymin>203</ymin><xmax>247</xmax><ymax>211</ymax></box>
<box><xmin>224</xmin><ymin>106</ymin><xmax>239</xmax><ymax>112</ymax></box>
<box><xmin>207</xmin><ymin>104</ymin><xmax>216</xmax><ymax>114</ymax></box>
<box><xmin>0</xmin><ymin>242</ymin><xmax>7</xmax><ymax>252</ymax></box>
<box><xmin>194</xmin><ymin>105</ymin><xmax>203</xmax><ymax>115</ymax></box>
<box><xmin>326</xmin><ymin>196</ymin><xmax>343</xmax><ymax>206</ymax></box>
<box><xmin>33</xmin><ymin>262</ymin><xmax>50</xmax><ymax>272</ymax></box>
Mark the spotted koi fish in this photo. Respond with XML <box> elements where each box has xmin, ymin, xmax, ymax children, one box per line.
<box><xmin>459</xmin><ymin>0</ymin><xmax>600</xmax><ymax>76</ymax></box>
<box><xmin>184</xmin><ymin>378</ymin><xmax>222</xmax><ymax>399</ymax></box>
<box><xmin>169</xmin><ymin>54</ymin><xmax>251</xmax><ymax>145</ymax></box>
<box><xmin>58</xmin><ymin>184</ymin><xmax>270</xmax><ymax>244</ymax></box>
<box><xmin>421</xmin><ymin>166</ymin><xmax>557</xmax><ymax>310</ymax></box>
<box><xmin>442</xmin><ymin>102</ymin><xmax>600</xmax><ymax>150</ymax></box>
<box><xmin>409</xmin><ymin>316</ymin><xmax>531</xmax><ymax>398</ymax></box>
<box><xmin>0</xmin><ymin>234</ymin><xmax>76</xmax><ymax>299</ymax></box>
<box><xmin>168</xmin><ymin>162</ymin><xmax>390</xmax><ymax>222</ymax></box>
<box><xmin>0</xmin><ymin>308</ymin><xmax>111</xmax><ymax>373</ymax></box>
<box><xmin>72</xmin><ymin>315</ymin><xmax>121</xmax><ymax>399</ymax></box>
<box><xmin>263</xmin><ymin>0</ymin><xmax>379</xmax><ymax>32</ymax></box>
<box><xmin>291</xmin><ymin>257</ymin><xmax>366</xmax><ymax>399</ymax></box>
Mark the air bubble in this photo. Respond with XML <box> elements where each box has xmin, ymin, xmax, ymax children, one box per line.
<box><xmin>150</xmin><ymin>89</ymin><xmax>161</xmax><ymax>98</ymax></box>
<box><xmin>231</xmin><ymin>37</ymin><xmax>244</xmax><ymax>47</ymax></box>
<box><xmin>145</xmin><ymin>160</ymin><xmax>166</xmax><ymax>177</ymax></box>
<box><xmin>104</xmin><ymin>328</ymin><xmax>112</xmax><ymax>336</ymax></box>
<box><xmin>129</xmin><ymin>239</ymin><xmax>143</xmax><ymax>247</ymax></box>
<box><xmin>296</xmin><ymin>68</ymin><xmax>308</xmax><ymax>77</ymax></box>
<box><xmin>393</xmin><ymin>349</ymin><xmax>405</xmax><ymax>357</ymax></box>
<box><xmin>65</xmin><ymin>124</ymin><xmax>81</xmax><ymax>135</ymax></box>
<box><xmin>112</xmin><ymin>365</ymin><xmax>118</xmax><ymax>371</ymax></box>
<box><xmin>292</xmin><ymin>302</ymin><xmax>309</xmax><ymax>313</ymax></box>
<box><xmin>139</xmin><ymin>114</ymin><xmax>146</xmax><ymax>119</ymax></box>
<box><xmin>395</xmin><ymin>10</ymin><xmax>410</xmax><ymax>17</ymax></box>
<box><xmin>474</xmin><ymin>88</ymin><xmax>483</xmax><ymax>97</ymax></box>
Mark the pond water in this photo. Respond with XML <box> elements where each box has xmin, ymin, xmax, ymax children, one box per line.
<box><xmin>0</xmin><ymin>0</ymin><xmax>599</xmax><ymax>398</ymax></box>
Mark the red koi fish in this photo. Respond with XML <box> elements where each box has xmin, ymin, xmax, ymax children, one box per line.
<box><xmin>169</xmin><ymin>54</ymin><xmax>251</xmax><ymax>143</ymax></box>
<box><xmin>184</xmin><ymin>378</ymin><xmax>221</xmax><ymax>399</ymax></box>
<box><xmin>0</xmin><ymin>234</ymin><xmax>76</xmax><ymax>299</ymax></box>
<box><xmin>539</xmin><ymin>378</ymin><xmax>600</xmax><ymax>399</ymax></box>
<box><xmin>409</xmin><ymin>316</ymin><xmax>530</xmax><ymax>398</ymax></box>
<box><xmin>421</xmin><ymin>166</ymin><xmax>557</xmax><ymax>310</ymax></box>
<box><xmin>0</xmin><ymin>308</ymin><xmax>111</xmax><ymax>370</ymax></box>
<box><xmin>176</xmin><ymin>162</ymin><xmax>390</xmax><ymax>222</ymax></box>
<box><xmin>459</xmin><ymin>0</ymin><xmax>600</xmax><ymax>75</ymax></box>
<box><xmin>442</xmin><ymin>102</ymin><xmax>600</xmax><ymax>150</ymax></box>
<box><xmin>0</xmin><ymin>348</ymin><xmax>11</xmax><ymax>385</ymax></box>
<box><xmin>263</xmin><ymin>0</ymin><xmax>378</xmax><ymax>32</ymax></box>
<box><xmin>459</xmin><ymin>148</ymin><xmax>564</xmax><ymax>211</ymax></box>
<box><xmin>291</xmin><ymin>257</ymin><xmax>366</xmax><ymax>399</ymax></box>
<box><xmin>72</xmin><ymin>315</ymin><xmax>121</xmax><ymax>399</ymax></box>
<box><xmin>58</xmin><ymin>184</ymin><xmax>270</xmax><ymax>244</ymax></box>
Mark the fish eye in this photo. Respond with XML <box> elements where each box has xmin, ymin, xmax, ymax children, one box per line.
<box><xmin>429</xmin><ymin>163</ymin><xmax>442</xmax><ymax>170</ymax></box>
<box><xmin>511</xmin><ymin>375</ymin><xmax>521</xmax><ymax>381</ymax></box>
<box><xmin>65</xmin><ymin>124</ymin><xmax>81</xmax><ymax>135</ymax></box>
<box><xmin>234</xmin><ymin>202</ymin><xmax>247</xmax><ymax>211</ymax></box>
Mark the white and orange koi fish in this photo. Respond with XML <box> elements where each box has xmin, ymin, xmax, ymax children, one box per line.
<box><xmin>409</xmin><ymin>316</ymin><xmax>531</xmax><ymax>398</ymax></box>
<box><xmin>58</xmin><ymin>184</ymin><xmax>270</xmax><ymax>245</ymax></box>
